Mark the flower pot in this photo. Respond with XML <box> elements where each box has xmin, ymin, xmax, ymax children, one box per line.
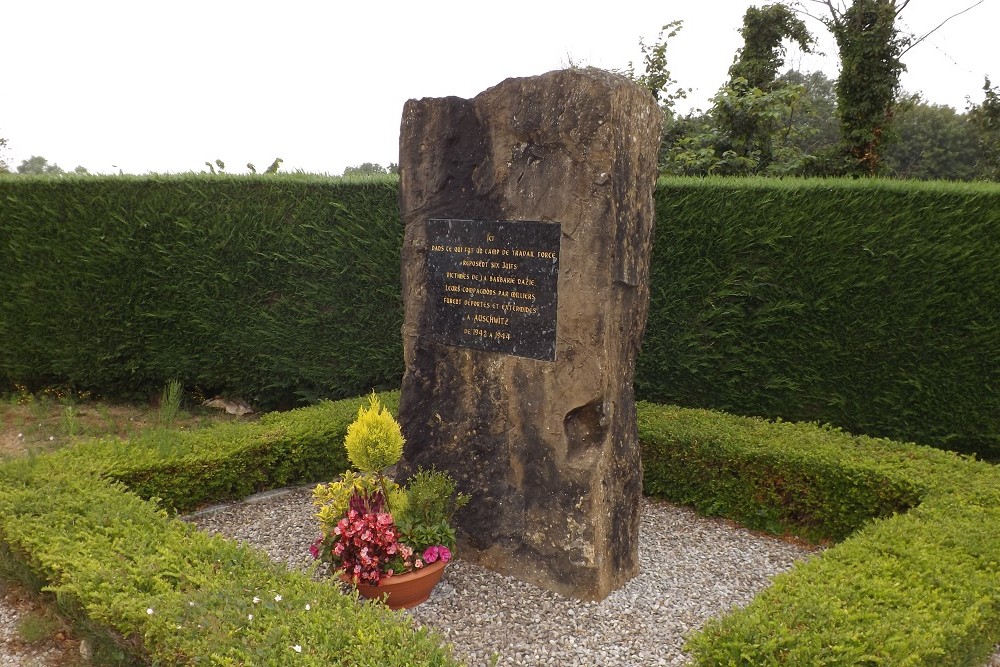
<box><xmin>340</xmin><ymin>559</ymin><xmax>447</xmax><ymax>610</ymax></box>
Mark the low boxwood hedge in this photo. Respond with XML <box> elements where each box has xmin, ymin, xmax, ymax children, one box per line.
<box><xmin>2</xmin><ymin>393</ymin><xmax>999</xmax><ymax>664</ymax></box>
<box><xmin>0</xmin><ymin>392</ymin><xmax>459</xmax><ymax>666</ymax></box>
<box><xmin>638</xmin><ymin>403</ymin><xmax>1000</xmax><ymax>665</ymax></box>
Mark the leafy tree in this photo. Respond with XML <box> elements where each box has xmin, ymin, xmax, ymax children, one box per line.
<box><xmin>342</xmin><ymin>162</ymin><xmax>389</xmax><ymax>177</ymax></box>
<box><xmin>264</xmin><ymin>157</ymin><xmax>282</xmax><ymax>174</ymax></box>
<box><xmin>800</xmin><ymin>0</ymin><xmax>984</xmax><ymax>175</ymax></box>
<box><xmin>0</xmin><ymin>136</ymin><xmax>9</xmax><ymax>173</ymax></box>
<box><xmin>967</xmin><ymin>77</ymin><xmax>1000</xmax><ymax>180</ymax></box>
<box><xmin>775</xmin><ymin>69</ymin><xmax>840</xmax><ymax>159</ymax></box>
<box><xmin>821</xmin><ymin>0</ymin><xmax>908</xmax><ymax>175</ymax></box>
<box><xmin>16</xmin><ymin>155</ymin><xmax>65</xmax><ymax>175</ymax></box>
<box><xmin>615</xmin><ymin>20</ymin><xmax>693</xmax><ymax>173</ymax></box>
<box><xmin>883</xmin><ymin>99</ymin><xmax>980</xmax><ymax>180</ymax></box>
<box><xmin>729</xmin><ymin>4</ymin><xmax>814</xmax><ymax>91</ymax></box>
<box><xmin>713</xmin><ymin>4</ymin><xmax>814</xmax><ymax>172</ymax></box>
<box><xmin>659</xmin><ymin>111</ymin><xmax>722</xmax><ymax>176</ymax></box>
<box><xmin>619</xmin><ymin>20</ymin><xmax>689</xmax><ymax>116</ymax></box>
<box><xmin>205</xmin><ymin>157</ymin><xmax>281</xmax><ymax>175</ymax></box>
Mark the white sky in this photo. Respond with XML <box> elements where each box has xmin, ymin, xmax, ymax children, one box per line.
<box><xmin>3</xmin><ymin>0</ymin><xmax>996</xmax><ymax>175</ymax></box>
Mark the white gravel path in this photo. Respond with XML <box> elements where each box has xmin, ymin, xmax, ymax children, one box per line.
<box><xmin>185</xmin><ymin>486</ymin><xmax>817</xmax><ymax>666</ymax></box>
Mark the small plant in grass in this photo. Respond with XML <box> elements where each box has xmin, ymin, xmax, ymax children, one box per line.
<box><xmin>157</xmin><ymin>379</ymin><xmax>183</xmax><ymax>428</ymax></box>
<box><xmin>61</xmin><ymin>405</ymin><xmax>80</xmax><ymax>437</ymax></box>
<box><xmin>16</xmin><ymin>609</ymin><xmax>66</xmax><ymax>644</ymax></box>
<box><xmin>312</xmin><ymin>392</ymin><xmax>469</xmax><ymax>586</ymax></box>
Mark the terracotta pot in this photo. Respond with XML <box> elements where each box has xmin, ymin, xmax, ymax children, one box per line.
<box><xmin>339</xmin><ymin>559</ymin><xmax>447</xmax><ymax>610</ymax></box>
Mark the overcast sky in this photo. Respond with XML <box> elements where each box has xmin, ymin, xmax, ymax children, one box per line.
<box><xmin>3</xmin><ymin>0</ymin><xmax>996</xmax><ymax>175</ymax></box>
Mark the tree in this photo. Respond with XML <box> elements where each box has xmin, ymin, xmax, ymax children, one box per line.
<box><xmin>615</xmin><ymin>20</ymin><xmax>692</xmax><ymax>173</ymax></box>
<box><xmin>823</xmin><ymin>0</ymin><xmax>908</xmax><ymax>174</ymax></box>
<box><xmin>264</xmin><ymin>157</ymin><xmax>282</xmax><ymax>174</ymax></box>
<box><xmin>799</xmin><ymin>0</ymin><xmax>984</xmax><ymax>176</ymax></box>
<box><xmin>713</xmin><ymin>4</ymin><xmax>814</xmax><ymax>172</ymax></box>
<box><xmin>342</xmin><ymin>162</ymin><xmax>389</xmax><ymax>177</ymax></box>
<box><xmin>619</xmin><ymin>21</ymin><xmax>688</xmax><ymax>117</ymax></box>
<box><xmin>205</xmin><ymin>157</ymin><xmax>281</xmax><ymax>175</ymax></box>
<box><xmin>0</xmin><ymin>136</ymin><xmax>9</xmax><ymax>174</ymax></box>
<box><xmin>729</xmin><ymin>4</ymin><xmax>814</xmax><ymax>91</ymax></box>
<box><xmin>967</xmin><ymin>77</ymin><xmax>1000</xmax><ymax>180</ymax></box>
<box><xmin>16</xmin><ymin>155</ymin><xmax>64</xmax><ymax>175</ymax></box>
<box><xmin>775</xmin><ymin>69</ymin><xmax>840</xmax><ymax>159</ymax></box>
<box><xmin>883</xmin><ymin>99</ymin><xmax>980</xmax><ymax>180</ymax></box>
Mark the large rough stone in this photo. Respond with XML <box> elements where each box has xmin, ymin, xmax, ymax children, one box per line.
<box><xmin>397</xmin><ymin>68</ymin><xmax>661</xmax><ymax>600</ymax></box>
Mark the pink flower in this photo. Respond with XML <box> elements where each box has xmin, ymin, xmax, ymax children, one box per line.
<box><xmin>309</xmin><ymin>537</ymin><xmax>323</xmax><ymax>559</ymax></box>
<box><xmin>322</xmin><ymin>501</ymin><xmax>414</xmax><ymax>584</ymax></box>
<box><xmin>414</xmin><ymin>559</ymin><xmax>424</xmax><ymax>569</ymax></box>
<box><xmin>422</xmin><ymin>545</ymin><xmax>452</xmax><ymax>564</ymax></box>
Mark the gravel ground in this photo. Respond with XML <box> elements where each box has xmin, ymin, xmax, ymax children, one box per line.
<box><xmin>185</xmin><ymin>486</ymin><xmax>818</xmax><ymax>666</ymax></box>
<box><xmin>0</xmin><ymin>583</ymin><xmax>80</xmax><ymax>667</ymax></box>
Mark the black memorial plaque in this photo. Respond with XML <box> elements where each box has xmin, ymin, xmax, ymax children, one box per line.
<box><xmin>426</xmin><ymin>219</ymin><xmax>560</xmax><ymax>361</ymax></box>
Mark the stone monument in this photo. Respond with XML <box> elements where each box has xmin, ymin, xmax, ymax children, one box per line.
<box><xmin>397</xmin><ymin>68</ymin><xmax>661</xmax><ymax>600</ymax></box>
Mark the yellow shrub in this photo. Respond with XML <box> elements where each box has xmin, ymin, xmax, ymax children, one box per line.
<box><xmin>343</xmin><ymin>392</ymin><xmax>404</xmax><ymax>473</ymax></box>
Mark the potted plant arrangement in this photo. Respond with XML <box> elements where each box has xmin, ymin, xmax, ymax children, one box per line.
<box><xmin>311</xmin><ymin>393</ymin><xmax>469</xmax><ymax>609</ymax></box>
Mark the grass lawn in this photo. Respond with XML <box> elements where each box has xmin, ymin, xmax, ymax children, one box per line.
<box><xmin>0</xmin><ymin>386</ymin><xmax>253</xmax><ymax>461</ymax></box>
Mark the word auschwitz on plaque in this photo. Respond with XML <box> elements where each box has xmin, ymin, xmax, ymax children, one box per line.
<box><xmin>426</xmin><ymin>219</ymin><xmax>560</xmax><ymax>361</ymax></box>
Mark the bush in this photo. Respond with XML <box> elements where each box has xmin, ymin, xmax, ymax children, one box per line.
<box><xmin>2</xmin><ymin>174</ymin><xmax>998</xmax><ymax>456</ymax></box>
<box><xmin>638</xmin><ymin>402</ymin><xmax>1000</xmax><ymax>665</ymax></box>
<box><xmin>638</xmin><ymin>177</ymin><xmax>1000</xmax><ymax>459</ymax></box>
<box><xmin>3</xmin><ymin>392</ymin><xmax>1000</xmax><ymax>663</ymax></box>
<box><xmin>0</xmin><ymin>174</ymin><xmax>404</xmax><ymax>409</ymax></box>
<box><xmin>0</xmin><ymin>392</ymin><xmax>458</xmax><ymax>665</ymax></box>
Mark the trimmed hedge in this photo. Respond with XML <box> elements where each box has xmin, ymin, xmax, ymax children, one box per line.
<box><xmin>2</xmin><ymin>175</ymin><xmax>998</xmax><ymax>457</ymax></box>
<box><xmin>0</xmin><ymin>174</ymin><xmax>403</xmax><ymax>409</ymax></box>
<box><xmin>638</xmin><ymin>177</ymin><xmax>1000</xmax><ymax>459</ymax></box>
<box><xmin>3</xmin><ymin>392</ymin><xmax>1000</xmax><ymax>664</ymax></box>
<box><xmin>0</xmin><ymin>393</ymin><xmax>460</xmax><ymax>666</ymax></box>
<box><xmin>3</xmin><ymin>394</ymin><xmax>999</xmax><ymax>663</ymax></box>
<box><xmin>36</xmin><ymin>392</ymin><xmax>396</xmax><ymax>513</ymax></box>
<box><xmin>638</xmin><ymin>402</ymin><xmax>1000</xmax><ymax>665</ymax></box>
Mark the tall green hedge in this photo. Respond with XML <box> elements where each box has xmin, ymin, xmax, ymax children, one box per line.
<box><xmin>0</xmin><ymin>174</ymin><xmax>403</xmax><ymax>409</ymax></box>
<box><xmin>637</xmin><ymin>177</ymin><xmax>1000</xmax><ymax>459</ymax></box>
<box><xmin>2</xmin><ymin>174</ymin><xmax>998</xmax><ymax>457</ymax></box>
